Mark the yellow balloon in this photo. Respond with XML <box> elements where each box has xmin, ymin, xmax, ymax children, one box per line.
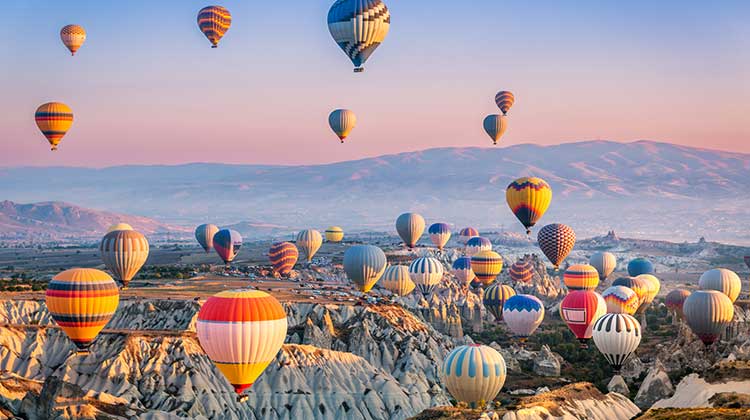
<box><xmin>35</xmin><ymin>102</ymin><xmax>73</xmax><ymax>151</ymax></box>
<box><xmin>60</xmin><ymin>24</ymin><xmax>86</xmax><ymax>55</ymax></box>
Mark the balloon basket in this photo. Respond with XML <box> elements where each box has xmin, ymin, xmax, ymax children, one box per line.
<box><xmin>353</xmin><ymin>67</ymin><xmax>364</xmax><ymax>73</ymax></box>
<box><xmin>76</xmin><ymin>349</ymin><xmax>90</xmax><ymax>356</ymax></box>
<box><xmin>237</xmin><ymin>394</ymin><xmax>249</xmax><ymax>403</ymax></box>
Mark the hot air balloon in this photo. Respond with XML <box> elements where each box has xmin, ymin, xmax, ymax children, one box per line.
<box><xmin>699</xmin><ymin>268</ymin><xmax>741</xmax><ymax>303</ymax></box>
<box><xmin>296</xmin><ymin>229</ymin><xmax>323</xmax><ymax>262</ymax></box>
<box><xmin>612</xmin><ymin>276</ymin><xmax>650</xmax><ymax>313</ymax></box>
<box><xmin>602</xmin><ymin>286</ymin><xmax>639</xmax><ymax>315</ymax></box>
<box><xmin>483</xmin><ymin>284</ymin><xmax>516</xmax><ymax>322</ymax></box>
<box><xmin>502</xmin><ymin>294</ymin><xmax>544</xmax><ymax>342</ymax></box>
<box><xmin>45</xmin><ymin>268</ymin><xmax>119</xmax><ymax>353</ymax></box>
<box><xmin>509</xmin><ymin>260</ymin><xmax>534</xmax><ymax>284</ymax></box>
<box><xmin>107</xmin><ymin>223</ymin><xmax>133</xmax><ymax>233</ymax></box>
<box><xmin>328</xmin><ymin>109</ymin><xmax>356</xmax><ymax>143</ymax></box>
<box><xmin>452</xmin><ymin>256</ymin><xmax>475</xmax><ymax>287</ymax></box>
<box><xmin>483</xmin><ymin>114</ymin><xmax>508</xmax><ymax>145</ymax></box>
<box><xmin>197</xmin><ymin>5</ymin><xmax>232</xmax><ymax>48</ymax></box>
<box><xmin>325</xmin><ymin>226</ymin><xmax>344</xmax><ymax>242</ymax></box>
<box><xmin>494</xmin><ymin>91</ymin><xmax>515</xmax><ymax>115</ymax></box>
<box><xmin>195</xmin><ymin>223</ymin><xmax>220</xmax><ymax>253</ymax></box>
<box><xmin>396</xmin><ymin>213</ymin><xmax>425</xmax><ymax>248</ymax></box>
<box><xmin>35</xmin><ymin>102</ymin><xmax>73</xmax><ymax>151</ymax></box>
<box><xmin>471</xmin><ymin>250</ymin><xmax>504</xmax><ymax>286</ymax></box>
<box><xmin>683</xmin><ymin>290</ymin><xmax>734</xmax><ymax>345</ymax></box>
<box><xmin>636</xmin><ymin>274</ymin><xmax>661</xmax><ymax>311</ymax></box>
<box><xmin>442</xmin><ymin>344</ymin><xmax>507</xmax><ymax>407</ymax></box>
<box><xmin>428</xmin><ymin>223</ymin><xmax>451</xmax><ymax>250</ymax></box>
<box><xmin>589</xmin><ymin>251</ymin><xmax>616</xmax><ymax>282</ymax></box>
<box><xmin>592</xmin><ymin>313</ymin><xmax>641</xmax><ymax>372</ymax></box>
<box><xmin>196</xmin><ymin>290</ymin><xmax>286</xmax><ymax>401</ymax></box>
<box><xmin>458</xmin><ymin>227</ymin><xmax>479</xmax><ymax>244</ymax></box>
<box><xmin>563</xmin><ymin>264</ymin><xmax>600</xmax><ymax>291</ymax></box>
<box><xmin>537</xmin><ymin>223</ymin><xmax>576</xmax><ymax>270</ymax></box>
<box><xmin>213</xmin><ymin>229</ymin><xmax>242</xmax><ymax>265</ymax></box>
<box><xmin>343</xmin><ymin>245</ymin><xmax>387</xmax><ymax>293</ymax></box>
<box><xmin>100</xmin><ymin>230</ymin><xmax>149</xmax><ymax>289</ymax></box>
<box><xmin>465</xmin><ymin>236</ymin><xmax>492</xmax><ymax>257</ymax></box>
<box><xmin>560</xmin><ymin>290</ymin><xmax>606</xmax><ymax>346</ymax></box>
<box><xmin>268</xmin><ymin>242</ymin><xmax>299</xmax><ymax>276</ymax></box>
<box><xmin>327</xmin><ymin>0</ymin><xmax>390</xmax><ymax>72</ymax></box>
<box><xmin>665</xmin><ymin>289</ymin><xmax>691</xmax><ymax>321</ymax></box>
<box><xmin>506</xmin><ymin>177</ymin><xmax>552</xmax><ymax>235</ymax></box>
<box><xmin>627</xmin><ymin>258</ymin><xmax>654</xmax><ymax>277</ymax></box>
<box><xmin>409</xmin><ymin>257</ymin><xmax>444</xmax><ymax>296</ymax></box>
<box><xmin>60</xmin><ymin>24</ymin><xmax>86</xmax><ymax>55</ymax></box>
<box><xmin>380</xmin><ymin>265</ymin><xmax>415</xmax><ymax>296</ymax></box>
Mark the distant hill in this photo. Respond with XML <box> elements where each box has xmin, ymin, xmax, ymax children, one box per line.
<box><xmin>1</xmin><ymin>141</ymin><xmax>749</xmax><ymax>243</ymax></box>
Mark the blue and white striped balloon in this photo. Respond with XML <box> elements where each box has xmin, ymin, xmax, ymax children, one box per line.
<box><xmin>442</xmin><ymin>344</ymin><xmax>507</xmax><ymax>406</ymax></box>
<box><xmin>451</xmin><ymin>256</ymin><xmax>475</xmax><ymax>287</ymax></box>
<box><xmin>465</xmin><ymin>236</ymin><xmax>492</xmax><ymax>257</ymax></box>
<box><xmin>409</xmin><ymin>256</ymin><xmax>444</xmax><ymax>296</ymax></box>
<box><xmin>327</xmin><ymin>0</ymin><xmax>391</xmax><ymax>72</ymax></box>
<box><xmin>428</xmin><ymin>223</ymin><xmax>451</xmax><ymax>250</ymax></box>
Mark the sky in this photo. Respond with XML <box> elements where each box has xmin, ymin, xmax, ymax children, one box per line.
<box><xmin>2</xmin><ymin>0</ymin><xmax>748</xmax><ymax>167</ymax></box>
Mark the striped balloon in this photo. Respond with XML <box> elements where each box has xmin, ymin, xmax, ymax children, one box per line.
<box><xmin>296</xmin><ymin>229</ymin><xmax>323</xmax><ymax>262</ymax></box>
<box><xmin>452</xmin><ymin>256</ymin><xmax>475</xmax><ymax>287</ymax></box>
<box><xmin>327</xmin><ymin>0</ymin><xmax>390</xmax><ymax>72</ymax></box>
<box><xmin>197</xmin><ymin>5</ymin><xmax>232</xmax><ymax>48</ymax></box>
<box><xmin>45</xmin><ymin>268</ymin><xmax>119</xmax><ymax>353</ymax></box>
<box><xmin>343</xmin><ymin>245</ymin><xmax>387</xmax><ymax>293</ymax></box>
<box><xmin>471</xmin><ymin>250</ymin><xmax>503</xmax><ymax>286</ymax></box>
<box><xmin>636</xmin><ymin>274</ymin><xmax>661</xmax><ymax>310</ymax></box>
<box><xmin>483</xmin><ymin>114</ymin><xmax>508</xmax><ymax>145</ymax></box>
<box><xmin>537</xmin><ymin>223</ymin><xmax>576</xmax><ymax>269</ymax></box>
<box><xmin>592</xmin><ymin>313</ymin><xmax>641</xmax><ymax>372</ymax></box>
<box><xmin>665</xmin><ymin>289</ymin><xmax>691</xmax><ymax>320</ymax></box>
<box><xmin>458</xmin><ymin>227</ymin><xmax>479</xmax><ymax>244</ymax></box>
<box><xmin>602</xmin><ymin>286</ymin><xmax>639</xmax><ymax>315</ymax></box>
<box><xmin>683</xmin><ymin>290</ymin><xmax>734</xmax><ymax>345</ymax></box>
<box><xmin>100</xmin><ymin>230</ymin><xmax>149</xmax><ymax>289</ymax></box>
<box><xmin>483</xmin><ymin>283</ymin><xmax>516</xmax><ymax>321</ymax></box>
<box><xmin>506</xmin><ymin>177</ymin><xmax>552</xmax><ymax>235</ymax></box>
<box><xmin>197</xmin><ymin>290</ymin><xmax>287</xmax><ymax>397</ymax></box>
<box><xmin>213</xmin><ymin>229</ymin><xmax>242</xmax><ymax>264</ymax></box>
<box><xmin>509</xmin><ymin>260</ymin><xmax>534</xmax><ymax>284</ymax></box>
<box><xmin>107</xmin><ymin>223</ymin><xmax>133</xmax><ymax>233</ymax></box>
<box><xmin>502</xmin><ymin>294</ymin><xmax>545</xmax><ymax>341</ymax></box>
<box><xmin>395</xmin><ymin>212</ymin><xmax>425</xmax><ymax>248</ymax></box>
<box><xmin>442</xmin><ymin>344</ymin><xmax>507</xmax><ymax>406</ymax></box>
<box><xmin>268</xmin><ymin>242</ymin><xmax>299</xmax><ymax>276</ymax></box>
<box><xmin>195</xmin><ymin>223</ymin><xmax>220</xmax><ymax>253</ymax></box>
<box><xmin>627</xmin><ymin>258</ymin><xmax>654</xmax><ymax>277</ymax></box>
<box><xmin>563</xmin><ymin>264</ymin><xmax>599</xmax><ymax>291</ymax></box>
<box><xmin>325</xmin><ymin>226</ymin><xmax>344</xmax><ymax>242</ymax></box>
<box><xmin>60</xmin><ymin>24</ymin><xmax>86</xmax><ymax>55</ymax></box>
<box><xmin>409</xmin><ymin>257</ymin><xmax>444</xmax><ymax>296</ymax></box>
<box><xmin>428</xmin><ymin>223</ymin><xmax>451</xmax><ymax>250</ymax></box>
<box><xmin>380</xmin><ymin>265</ymin><xmax>416</xmax><ymax>297</ymax></box>
<box><xmin>612</xmin><ymin>276</ymin><xmax>650</xmax><ymax>314</ymax></box>
<box><xmin>329</xmin><ymin>109</ymin><xmax>357</xmax><ymax>143</ymax></box>
<box><xmin>560</xmin><ymin>290</ymin><xmax>606</xmax><ymax>343</ymax></box>
<box><xmin>35</xmin><ymin>102</ymin><xmax>73</xmax><ymax>151</ymax></box>
<box><xmin>699</xmin><ymin>268</ymin><xmax>741</xmax><ymax>303</ymax></box>
<box><xmin>589</xmin><ymin>251</ymin><xmax>617</xmax><ymax>281</ymax></box>
<box><xmin>494</xmin><ymin>90</ymin><xmax>515</xmax><ymax>115</ymax></box>
<box><xmin>465</xmin><ymin>236</ymin><xmax>492</xmax><ymax>257</ymax></box>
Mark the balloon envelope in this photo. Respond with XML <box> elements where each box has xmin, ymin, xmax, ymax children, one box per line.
<box><xmin>213</xmin><ymin>229</ymin><xmax>242</xmax><ymax>264</ymax></box>
<box><xmin>327</xmin><ymin>0</ymin><xmax>390</xmax><ymax>72</ymax></box>
<box><xmin>627</xmin><ymin>258</ymin><xmax>654</xmax><ymax>277</ymax></box>
<box><xmin>483</xmin><ymin>284</ymin><xmax>516</xmax><ymax>322</ymax></box>
<box><xmin>195</xmin><ymin>224</ymin><xmax>220</xmax><ymax>253</ymax></box>
<box><xmin>197</xmin><ymin>5</ymin><xmax>232</xmax><ymax>47</ymax></box>
<box><xmin>563</xmin><ymin>264</ymin><xmax>599</xmax><ymax>291</ymax></box>
<box><xmin>381</xmin><ymin>265</ymin><xmax>415</xmax><ymax>296</ymax></box>
<box><xmin>269</xmin><ymin>242</ymin><xmax>299</xmax><ymax>276</ymax></box>
<box><xmin>537</xmin><ymin>223</ymin><xmax>576</xmax><ymax>269</ymax></box>
<box><xmin>602</xmin><ymin>286</ymin><xmax>639</xmax><ymax>315</ymax></box>
<box><xmin>60</xmin><ymin>24</ymin><xmax>86</xmax><ymax>55</ymax></box>
<box><xmin>506</xmin><ymin>177</ymin><xmax>552</xmax><ymax>234</ymax></box>
<box><xmin>452</xmin><ymin>256</ymin><xmax>475</xmax><ymax>287</ymax></box>
<box><xmin>35</xmin><ymin>102</ymin><xmax>73</xmax><ymax>150</ymax></box>
<box><xmin>502</xmin><ymin>294</ymin><xmax>544</xmax><ymax>339</ymax></box>
<box><xmin>665</xmin><ymin>289</ymin><xmax>691</xmax><ymax>320</ymax></box>
<box><xmin>325</xmin><ymin>226</ymin><xmax>344</xmax><ymax>242</ymax></box>
<box><xmin>589</xmin><ymin>252</ymin><xmax>616</xmax><ymax>281</ymax></box>
<box><xmin>699</xmin><ymin>268</ymin><xmax>741</xmax><ymax>303</ymax></box>
<box><xmin>560</xmin><ymin>290</ymin><xmax>606</xmax><ymax>341</ymax></box>
<box><xmin>396</xmin><ymin>213</ymin><xmax>425</xmax><ymax>248</ymax></box>
<box><xmin>100</xmin><ymin>230</ymin><xmax>149</xmax><ymax>288</ymax></box>
<box><xmin>509</xmin><ymin>260</ymin><xmax>534</xmax><ymax>284</ymax></box>
<box><xmin>612</xmin><ymin>276</ymin><xmax>650</xmax><ymax>314</ymax></box>
<box><xmin>494</xmin><ymin>91</ymin><xmax>515</xmax><ymax>115</ymax></box>
<box><xmin>592</xmin><ymin>313</ymin><xmax>641</xmax><ymax>372</ymax></box>
<box><xmin>296</xmin><ymin>229</ymin><xmax>323</xmax><ymax>262</ymax></box>
<box><xmin>428</xmin><ymin>223</ymin><xmax>451</xmax><ymax>250</ymax></box>
<box><xmin>471</xmin><ymin>250</ymin><xmax>503</xmax><ymax>286</ymax></box>
<box><xmin>483</xmin><ymin>114</ymin><xmax>508</xmax><ymax>145</ymax></box>
<box><xmin>343</xmin><ymin>245</ymin><xmax>387</xmax><ymax>293</ymax></box>
<box><xmin>443</xmin><ymin>344</ymin><xmax>507</xmax><ymax>406</ymax></box>
<box><xmin>683</xmin><ymin>290</ymin><xmax>734</xmax><ymax>345</ymax></box>
<box><xmin>107</xmin><ymin>223</ymin><xmax>133</xmax><ymax>233</ymax></box>
<box><xmin>409</xmin><ymin>257</ymin><xmax>444</xmax><ymax>296</ymax></box>
<box><xmin>329</xmin><ymin>109</ymin><xmax>357</xmax><ymax>143</ymax></box>
<box><xmin>465</xmin><ymin>236</ymin><xmax>492</xmax><ymax>257</ymax></box>
<box><xmin>458</xmin><ymin>227</ymin><xmax>479</xmax><ymax>244</ymax></box>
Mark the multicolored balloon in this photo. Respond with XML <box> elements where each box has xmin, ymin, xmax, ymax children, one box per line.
<box><xmin>396</xmin><ymin>212</ymin><xmax>425</xmax><ymax>248</ymax></box>
<box><xmin>35</xmin><ymin>102</ymin><xmax>73</xmax><ymax>151</ymax></box>
<box><xmin>502</xmin><ymin>294</ymin><xmax>544</xmax><ymax>341</ymax></box>
<box><xmin>509</xmin><ymin>260</ymin><xmax>534</xmax><ymax>284</ymax></box>
<box><xmin>100</xmin><ymin>229</ymin><xmax>149</xmax><ymax>289</ymax></box>
<box><xmin>328</xmin><ymin>109</ymin><xmax>357</xmax><ymax>143</ymax></box>
<box><xmin>627</xmin><ymin>258</ymin><xmax>654</xmax><ymax>277</ymax></box>
<box><xmin>699</xmin><ymin>268</ymin><xmax>741</xmax><ymax>303</ymax></box>
<box><xmin>611</xmin><ymin>276</ymin><xmax>650</xmax><ymax>312</ymax></box>
<box><xmin>327</xmin><ymin>0</ymin><xmax>390</xmax><ymax>72</ymax></box>
<box><xmin>428</xmin><ymin>223</ymin><xmax>451</xmax><ymax>250</ymax></box>
<box><xmin>458</xmin><ymin>227</ymin><xmax>479</xmax><ymax>244</ymax></box>
<box><xmin>563</xmin><ymin>264</ymin><xmax>599</xmax><ymax>291</ymax></box>
<box><xmin>483</xmin><ymin>114</ymin><xmax>508</xmax><ymax>145</ymax></box>
<box><xmin>602</xmin><ymin>286</ymin><xmax>639</xmax><ymax>315</ymax></box>
<box><xmin>442</xmin><ymin>344</ymin><xmax>507</xmax><ymax>406</ymax></box>
<box><xmin>296</xmin><ymin>229</ymin><xmax>323</xmax><ymax>262</ymax></box>
<box><xmin>195</xmin><ymin>223</ymin><xmax>220</xmax><ymax>253</ymax></box>
<box><xmin>506</xmin><ymin>177</ymin><xmax>552</xmax><ymax>234</ymax></box>
<box><xmin>465</xmin><ymin>236</ymin><xmax>492</xmax><ymax>257</ymax></box>
<box><xmin>589</xmin><ymin>251</ymin><xmax>616</xmax><ymax>282</ymax></box>
<box><xmin>268</xmin><ymin>242</ymin><xmax>299</xmax><ymax>276</ymax></box>
<box><xmin>325</xmin><ymin>226</ymin><xmax>344</xmax><ymax>242</ymax></box>
<box><xmin>409</xmin><ymin>256</ymin><xmax>444</xmax><ymax>296</ymax></box>
<box><xmin>665</xmin><ymin>289</ymin><xmax>691</xmax><ymax>321</ymax></box>
<box><xmin>537</xmin><ymin>223</ymin><xmax>576</xmax><ymax>269</ymax></box>
<box><xmin>471</xmin><ymin>250</ymin><xmax>504</xmax><ymax>286</ymax></box>
<box><xmin>380</xmin><ymin>265</ymin><xmax>415</xmax><ymax>296</ymax></box>
<box><xmin>343</xmin><ymin>245</ymin><xmax>387</xmax><ymax>293</ymax></box>
<box><xmin>197</xmin><ymin>5</ymin><xmax>232</xmax><ymax>48</ymax></box>
<box><xmin>45</xmin><ymin>268</ymin><xmax>119</xmax><ymax>353</ymax></box>
<box><xmin>592</xmin><ymin>313</ymin><xmax>641</xmax><ymax>372</ymax></box>
<box><xmin>60</xmin><ymin>24</ymin><xmax>86</xmax><ymax>55</ymax></box>
<box><xmin>636</xmin><ymin>274</ymin><xmax>661</xmax><ymax>311</ymax></box>
<box><xmin>560</xmin><ymin>290</ymin><xmax>606</xmax><ymax>346</ymax></box>
<box><xmin>452</xmin><ymin>256</ymin><xmax>475</xmax><ymax>287</ymax></box>
<box><xmin>683</xmin><ymin>290</ymin><xmax>734</xmax><ymax>345</ymax></box>
<box><xmin>107</xmin><ymin>223</ymin><xmax>133</xmax><ymax>233</ymax></box>
<box><xmin>196</xmin><ymin>290</ymin><xmax>287</xmax><ymax>399</ymax></box>
<box><xmin>213</xmin><ymin>229</ymin><xmax>242</xmax><ymax>265</ymax></box>
<box><xmin>483</xmin><ymin>283</ymin><xmax>516</xmax><ymax>322</ymax></box>
<box><xmin>494</xmin><ymin>91</ymin><xmax>515</xmax><ymax>115</ymax></box>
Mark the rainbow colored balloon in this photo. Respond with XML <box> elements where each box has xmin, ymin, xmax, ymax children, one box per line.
<box><xmin>506</xmin><ymin>177</ymin><xmax>552</xmax><ymax>235</ymax></box>
<box><xmin>197</xmin><ymin>5</ymin><xmax>232</xmax><ymax>48</ymax></box>
<box><xmin>602</xmin><ymin>286</ymin><xmax>639</xmax><ymax>315</ymax></box>
<box><xmin>562</xmin><ymin>264</ymin><xmax>599</xmax><ymax>291</ymax></box>
<box><xmin>470</xmin><ymin>250</ymin><xmax>504</xmax><ymax>286</ymax></box>
<box><xmin>268</xmin><ymin>242</ymin><xmax>299</xmax><ymax>276</ymax></box>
